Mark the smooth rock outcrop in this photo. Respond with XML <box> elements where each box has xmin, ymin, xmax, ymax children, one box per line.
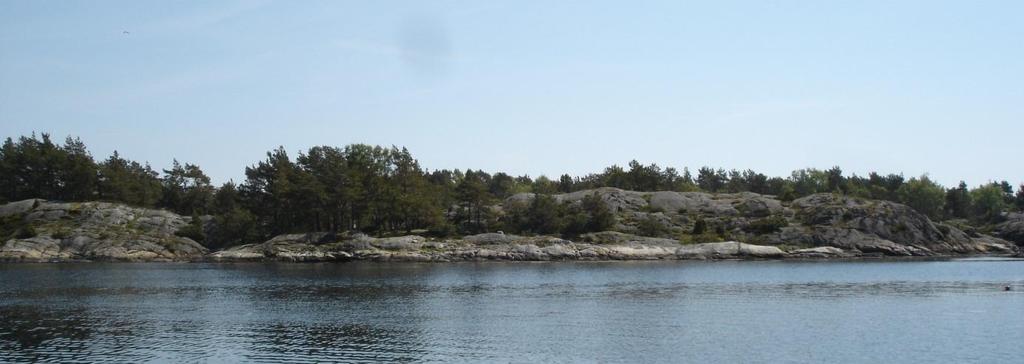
<box><xmin>1</xmin><ymin>200</ymin><xmax>207</xmax><ymax>261</ymax></box>
<box><xmin>675</xmin><ymin>242</ymin><xmax>784</xmax><ymax>259</ymax></box>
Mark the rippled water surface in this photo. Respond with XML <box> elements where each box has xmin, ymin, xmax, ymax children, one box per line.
<box><xmin>2</xmin><ymin>260</ymin><xmax>1023</xmax><ymax>363</ymax></box>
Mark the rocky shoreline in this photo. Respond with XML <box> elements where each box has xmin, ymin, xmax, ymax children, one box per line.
<box><xmin>200</xmin><ymin>231</ymin><xmax>1021</xmax><ymax>263</ymax></box>
<box><xmin>2</xmin><ymin>188</ymin><xmax>1022</xmax><ymax>263</ymax></box>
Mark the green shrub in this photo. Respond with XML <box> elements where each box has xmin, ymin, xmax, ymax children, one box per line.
<box><xmin>636</xmin><ymin>215</ymin><xmax>668</xmax><ymax>237</ymax></box>
<box><xmin>0</xmin><ymin>215</ymin><xmax>23</xmax><ymax>239</ymax></box>
<box><xmin>715</xmin><ymin>222</ymin><xmax>728</xmax><ymax>236</ymax></box>
<box><xmin>175</xmin><ymin>224</ymin><xmax>205</xmax><ymax>243</ymax></box>
<box><xmin>745</xmin><ymin>215</ymin><xmax>789</xmax><ymax>234</ymax></box>
<box><xmin>175</xmin><ymin>218</ymin><xmax>206</xmax><ymax>244</ymax></box>
<box><xmin>15</xmin><ymin>224</ymin><xmax>37</xmax><ymax>239</ymax></box>
<box><xmin>427</xmin><ymin>221</ymin><xmax>457</xmax><ymax>238</ymax></box>
<box><xmin>692</xmin><ymin>218</ymin><xmax>707</xmax><ymax>234</ymax></box>
<box><xmin>208</xmin><ymin>208</ymin><xmax>259</xmax><ymax>249</ymax></box>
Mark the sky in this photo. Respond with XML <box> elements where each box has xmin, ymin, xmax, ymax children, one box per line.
<box><xmin>1</xmin><ymin>0</ymin><xmax>1021</xmax><ymax>188</ymax></box>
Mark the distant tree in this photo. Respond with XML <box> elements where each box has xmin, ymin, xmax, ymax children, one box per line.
<box><xmin>241</xmin><ymin>147</ymin><xmax>306</xmax><ymax>234</ymax></box>
<box><xmin>500</xmin><ymin>200</ymin><xmax>530</xmax><ymax>234</ymax></box>
<box><xmin>944</xmin><ymin>181</ymin><xmax>972</xmax><ymax>219</ymax></box>
<box><xmin>680</xmin><ymin>167</ymin><xmax>695</xmax><ymax>189</ymax></box>
<box><xmin>1017</xmin><ymin>184</ymin><xmax>1024</xmax><ymax>211</ymax></box>
<box><xmin>501</xmin><ymin>194</ymin><xmax>561</xmax><ymax>235</ymax></box>
<box><xmin>970</xmin><ymin>183</ymin><xmax>1008</xmax><ymax>223</ymax></box>
<box><xmin>526</xmin><ymin>194</ymin><xmax>565</xmax><ymax>234</ymax></box>
<box><xmin>561</xmin><ymin>204</ymin><xmax>590</xmax><ymax>236</ymax></box>
<box><xmin>299</xmin><ymin>146</ymin><xmax>351</xmax><ymax>232</ymax></box>
<box><xmin>488</xmin><ymin>172</ymin><xmax>517</xmax><ymax>198</ymax></box>
<box><xmin>388</xmin><ymin>147</ymin><xmax>444</xmax><ymax>232</ymax></box>
<box><xmin>340</xmin><ymin>144</ymin><xmax>389</xmax><ymax>231</ymax></box>
<box><xmin>745</xmin><ymin>170</ymin><xmax>769</xmax><ymax>194</ymax></box>
<box><xmin>866</xmin><ymin>172</ymin><xmax>905</xmax><ymax>201</ymax></box>
<box><xmin>844</xmin><ymin>175</ymin><xmax>873</xmax><ymax>199</ymax></box>
<box><xmin>211</xmin><ymin>181</ymin><xmax>241</xmax><ymax>214</ymax></box>
<box><xmin>600</xmin><ymin>165</ymin><xmax>629</xmax><ymax>189</ymax></box>
<box><xmin>58</xmin><ymin>136</ymin><xmax>98</xmax><ymax>201</ymax></box>
<box><xmin>626</xmin><ymin>160</ymin><xmax>662</xmax><ymax>191</ymax></box>
<box><xmin>557</xmin><ymin>174</ymin><xmax>574</xmax><ymax>193</ymax></box>
<box><xmin>0</xmin><ymin>138</ymin><xmax>15</xmax><ymax>203</ymax></box>
<box><xmin>0</xmin><ymin>134</ymin><xmax>63</xmax><ymax>200</ymax></box>
<box><xmin>997</xmin><ymin>181</ymin><xmax>1016</xmax><ymax>206</ymax></box>
<box><xmin>455</xmin><ymin>169</ymin><xmax>493</xmax><ymax>233</ymax></box>
<box><xmin>531</xmin><ymin>175</ymin><xmax>558</xmax><ymax>195</ymax></box>
<box><xmin>209</xmin><ymin>207</ymin><xmax>259</xmax><ymax>249</ymax></box>
<box><xmin>661</xmin><ymin>167</ymin><xmax>699</xmax><ymax>192</ymax></box>
<box><xmin>97</xmin><ymin>151</ymin><xmax>163</xmax><ymax>207</ymax></box>
<box><xmin>897</xmin><ymin>175</ymin><xmax>946</xmax><ymax>220</ymax></box>
<box><xmin>826</xmin><ymin>166</ymin><xmax>844</xmax><ymax>193</ymax></box>
<box><xmin>791</xmin><ymin>169</ymin><xmax>827</xmax><ymax>197</ymax></box>
<box><xmin>764</xmin><ymin>177</ymin><xmax>788</xmax><ymax>196</ymax></box>
<box><xmin>725</xmin><ymin>169</ymin><xmax>746</xmax><ymax>193</ymax></box>
<box><xmin>778</xmin><ymin>184</ymin><xmax>797</xmax><ymax>202</ymax></box>
<box><xmin>582</xmin><ymin>193</ymin><xmax>615</xmax><ymax>232</ymax></box>
<box><xmin>697</xmin><ymin>167</ymin><xmax>725</xmax><ymax>192</ymax></box>
<box><xmin>160</xmin><ymin>159</ymin><xmax>214</xmax><ymax>215</ymax></box>
<box><xmin>692</xmin><ymin>218</ymin><xmax>708</xmax><ymax>235</ymax></box>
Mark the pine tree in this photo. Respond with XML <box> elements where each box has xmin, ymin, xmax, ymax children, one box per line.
<box><xmin>944</xmin><ymin>181</ymin><xmax>972</xmax><ymax>219</ymax></box>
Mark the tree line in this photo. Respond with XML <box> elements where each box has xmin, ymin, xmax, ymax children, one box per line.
<box><xmin>2</xmin><ymin>133</ymin><xmax>1022</xmax><ymax>248</ymax></box>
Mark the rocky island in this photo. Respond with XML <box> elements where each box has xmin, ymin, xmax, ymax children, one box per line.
<box><xmin>2</xmin><ymin>134</ymin><xmax>1022</xmax><ymax>263</ymax></box>
<box><xmin>2</xmin><ymin>188</ymin><xmax>1020</xmax><ymax>262</ymax></box>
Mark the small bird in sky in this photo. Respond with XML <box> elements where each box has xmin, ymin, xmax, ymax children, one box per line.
<box><xmin>122</xmin><ymin>30</ymin><xmax>130</xmax><ymax>35</ymax></box>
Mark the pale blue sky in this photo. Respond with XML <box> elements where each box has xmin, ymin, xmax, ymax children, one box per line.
<box><xmin>1</xmin><ymin>1</ymin><xmax>1021</xmax><ymax>187</ymax></box>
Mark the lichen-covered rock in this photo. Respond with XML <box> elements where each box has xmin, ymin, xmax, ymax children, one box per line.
<box><xmin>1</xmin><ymin>199</ymin><xmax>207</xmax><ymax>261</ymax></box>
<box><xmin>0</xmin><ymin>236</ymin><xmax>68</xmax><ymax>261</ymax></box>
<box><xmin>506</xmin><ymin>189</ymin><xmax>1012</xmax><ymax>257</ymax></box>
